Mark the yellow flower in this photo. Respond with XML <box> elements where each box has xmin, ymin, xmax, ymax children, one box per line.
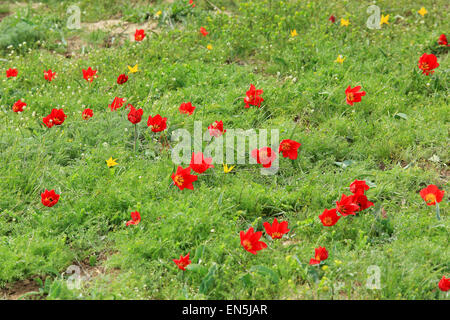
<box><xmin>340</xmin><ymin>18</ymin><xmax>350</xmax><ymax>27</ymax></box>
<box><xmin>334</xmin><ymin>55</ymin><xmax>345</xmax><ymax>64</ymax></box>
<box><xmin>156</xmin><ymin>10</ymin><xmax>162</xmax><ymax>16</ymax></box>
<box><xmin>334</xmin><ymin>259</ymin><xmax>343</xmax><ymax>266</ymax></box>
<box><xmin>223</xmin><ymin>164</ymin><xmax>235</xmax><ymax>173</ymax></box>
<box><xmin>207</xmin><ymin>44</ymin><xmax>213</xmax><ymax>50</ymax></box>
<box><xmin>322</xmin><ymin>265</ymin><xmax>329</xmax><ymax>271</ymax></box>
<box><xmin>106</xmin><ymin>157</ymin><xmax>118</xmax><ymax>168</ymax></box>
<box><xmin>128</xmin><ymin>64</ymin><xmax>139</xmax><ymax>74</ymax></box>
<box><xmin>418</xmin><ymin>7</ymin><xmax>427</xmax><ymax>17</ymax></box>
<box><xmin>380</xmin><ymin>14</ymin><xmax>389</xmax><ymax>25</ymax></box>
<box><xmin>290</xmin><ymin>29</ymin><xmax>298</xmax><ymax>37</ymax></box>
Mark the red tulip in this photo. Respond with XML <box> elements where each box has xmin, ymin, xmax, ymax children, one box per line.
<box><xmin>117</xmin><ymin>74</ymin><xmax>128</xmax><ymax>85</ymax></box>
<box><xmin>147</xmin><ymin>114</ymin><xmax>167</xmax><ymax>132</ymax></box>
<box><xmin>208</xmin><ymin>120</ymin><xmax>226</xmax><ymax>137</ymax></box>
<box><xmin>171</xmin><ymin>166</ymin><xmax>198</xmax><ymax>190</ymax></box>
<box><xmin>349</xmin><ymin>179</ymin><xmax>370</xmax><ymax>195</ymax></box>
<box><xmin>328</xmin><ymin>15</ymin><xmax>336</xmax><ymax>23</ymax></box>
<box><xmin>278</xmin><ymin>139</ymin><xmax>301</xmax><ymax>160</ymax></box>
<box><xmin>240</xmin><ymin>227</ymin><xmax>267</xmax><ymax>255</ymax></box>
<box><xmin>109</xmin><ymin>97</ymin><xmax>126</xmax><ymax>111</ymax></box>
<box><xmin>418</xmin><ymin>53</ymin><xmax>439</xmax><ymax>76</ymax></box>
<box><xmin>82</xmin><ymin>67</ymin><xmax>97</xmax><ymax>82</ymax></box>
<box><xmin>135</xmin><ymin>29</ymin><xmax>145</xmax><ymax>41</ymax></box>
<box><xmin>200</xmin><ymin>27</ymin><xmax>208</xmax><ymax>36</ymax></box>
<box><xmin>438</xmin><ymin>276</ymin><xmax>450</xmax><ymax>291</ymax></box>
<box><xmin>351</xmin><ymin>193</ymin><xmax>374</xmax><ymax>212</ymax></box>
<box><xmin>41</xmin><ymin>189</ymin><xmax>60</xmax><ymax>207</ymax></box>
<box><xmin>82</xmin><ymin>108</ymin><xmax>93</xmax><ymax>120</ymax></box>
<box><xmin>319</xmin><ymin>208</ymin><xmax>341</xmax><ymax>226</ymax></box>
<box><xmin>179</xmin><ymin>102</ymin><xmax>196</xmax><ymax>115</ymax></box>
<box><xmin>345</xmin><ymin>85</ymin><xmax>366</xmax><ymax>106</ymax></box>
<box><xmin>43</xmin><ymin>108</ymin><xmax>67</xmax><ymax>128</ymax></box>
<box><xmin>263</xmin><ymin>218</ymin><xmax>290</xmax><ymax>239</ymax></box>
<box><xmin>438</xmin><ymin>34</ymin><xmax>449</xmax><ymax>47</ymax></box>
<box><xmin>244</xmin><ymin>84</ymin><xmax>264</xmax><ymax>108</ymax></box>
<box><xmin>6</xmin><ymin>68</ymin><xmax>18</xmax><ymax>78</ymax></box>
<box><xmin>173</xmin><ymin>253</ymin><xmax>191</xmax><ymax>271</ymax></box>
<box><xmin>128</xmin><ymin>105</ymin><xmax>144</xmax><ymax>124</ymax></box>
<box><xmin>126</xmin><ymin>211</ymin><xmax>141</xmax><ymax>226</ymax></box>
<box><xmin>309</xmin><ymin>246</ymin><xmax>328</xmax><ymax>265</ymax></box>
<box><xmin>190</xmin><ymin>152</ymin><xmax>214</xmax><ymax>174</ymax></box>
<box><xmin>336</xmin><ymin>194</ymin><xmax>360</xmax><ymax>216</ymax></box>
<box><xmin>251</xmin><ymin>147</ymin><xmax>277</xmax><ymax>168</ymax></box>
<box><xmin>420</xmin><ymin>184</ymin><xmax>445</xmax><ymax>206</ymax></box>
<box><xmin>44</xmin><ymin>69</ymin><xmax>56</xmax><ymax>82</ymax></box>
<box><xmin>189</xmin><ymin>0</ymin><xmax>196</xmax><ymax>7</ymax></box>
<box><xmin>12</xmin><ymin>99</ymin><xmax>26</xmax><ymax>113</ymax></box>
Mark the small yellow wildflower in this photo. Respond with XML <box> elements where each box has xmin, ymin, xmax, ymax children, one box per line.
<box><xmin>207</xmin><ymin>44</ymin><xmax>213</xmax><ymax>50</ymax></box>
<box><xmin>128</xmin><ymin>64</ymin><xmax>139</xmax><ymax>74</ymax></box>
<box><xmin>223</xmin><ymin>164</ymin><xmax>235</xmax><ymax>173</ymax></box>
<box><xmin>418</xmin><ymin>7</ymin><xmax>427</xmax><ymax>17</ymax></box>
<box><xmin>380</xmin><ymin>14</ymin><xmax>389</xmax><ymax>25</ymax></box>
<box><xmin>340</xmin><ymin>18</ymin><xmax>350</xmax><ymax>27</ymax></box>
<box><xmin>290</xmin><ymin>29</ymin><xmax>298</xmax><ymax>37</ymax></box>
<box><xmin>156</xmin><ymin>10</ymin><xmax>162</xmax><ymax>17</ymax></box>
<box><xmin>106</xmin><ymin>157</ymin><xmax>118</xmax><ymax>168</ymax></box>
<box><xmin>335</xmin><ymin>55</ymin><xmax>345</xmax><ymax>64</ymax></box>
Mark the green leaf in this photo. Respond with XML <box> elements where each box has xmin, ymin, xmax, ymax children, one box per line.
<box><xmin>250</xmin><ymin>265</ymin><xmax>279</xmax><ymax>284</ymax></box>
<box><xmin>394</xmin><ymin>113</ymin><xmax>408</xmax><ymax>120</ymax></box>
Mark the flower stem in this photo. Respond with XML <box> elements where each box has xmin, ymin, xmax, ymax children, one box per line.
<box><xmin>134</xmin><ymin>124</ymin><xmax>138</xmax><ymax>152</ymax></box>
<box><xmin>436</xmin><ymin>202</ymin><xmax>441</xmax><ymax>221</ymax></box>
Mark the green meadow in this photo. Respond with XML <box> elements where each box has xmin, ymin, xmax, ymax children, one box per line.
<box><xmin>0</xmin><ymin>0</ymin><xmax>448</xmax><ymax>299</ymax></box>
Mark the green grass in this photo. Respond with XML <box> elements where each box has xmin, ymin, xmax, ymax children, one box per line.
<box><xmin>0</xmin><ymin>0</ymin><xmax>448</xmax><ymax>300</ymax></box>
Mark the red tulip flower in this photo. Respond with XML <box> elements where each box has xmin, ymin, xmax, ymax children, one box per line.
<box><xmin>82</xmin><ymin>108</ymin><xmax>93</xmax><ymax>120</ymax></box>
<box><xmin>189</xmin><ymin>0</ymin><xmax>196</xmax><ymax>7</ymax></box>
<box><xmin>82</xmin><ymin>67</ymin><xmax>97</xmax><ymax>82</ymax></box>
<box><xmin>44</xmin><ymin>69</ymin><xmax>56</xmax><ymax>82</ymax></box>
<box><xmin>351</xmin><ymin>193</ymin><xmax>374</xmax><ymax>212</ymax></box>
<box><xmin>117</xmin><ymin>74</ymin><xmax>128</xmax><ymax>85</ymax></box>
<box><xmin>200</xmin><ymin>27</ymin><xmax>208</xmax><ymax>36</ymax></box>
<box><xmin>173</xmin><ymin>253</ymin><xmax>191</xmax><ymax>271</ymax></box>
<box><xmin>128</xmin><ymin>105</ymin><xmax>144</xmax><ymax>124</ymax></box>
<box><xmin>43</xmin><ymin>108</ymin><xmax>67</xmax><ymax>128</ymax></box>
<box><xmin>319</xmin><ymin>208</ymin><xmax>341</xmax><ymax>227</ymax></box>
<box><xmin>420</xmin><ymin>184</ymin><xmax>445</xmax><ymax>206</ymax></box>
<box><xmin>279</xmin><ymin>139</ymin><xmax>301</xmax><ymax>160</ymax></box>
<box><xmin>171</xmin><ymin>166</ymin><xmax>198</xmax><ymax>190</ymax></box>
<box><xmin>126</xmin><ymin>211</ymin><xmax>141</xmax><ymax>226</ymax></box>
<box><xmin>135</xmin><ymin>29</ymin><xmax>146</xmax><ymax>41</ymax></box>
<box><xmin>109</xmin><ymin>97</ymin><xmax>126</xmax><ymax>111</ymax></box>
<box><xmin>12</xmin><ymin>99</ymin><xmax>26</xmax><ymax>113</ymax></box>
<box><xmin>329</xmin><ymin>15</ymin><xmax>336</xmax><ymax>23</ymax></box>
<box><xmin>336</xmin><ymin>194</ymin><xmax>360</xmax><ymax>216</ymax></box>
<box><xmin>418</xmin><ymin>53</ymin><xmax>439</xmax><ymax>75</ymax></box>
<box><xmin>240</xmin><ymin>227</ymin><xmax>267</xmax><ymax>255</ymax></box>
<box><xmin>251</xmin><ymin>147</ymin><xmax>277</xmax><ymax>168</ymax></box>
<box><xmin>190</xmin><ymin>152</ymin><xmax>214</xmax><ymax>174</ymax></box>
<box><xmin>263</xmin><ymin>218</ymin><xmax>290</xmax><ymax>239</ymax></box>
<box><xmin>349</xmin><ymin>179</ymin><xmax>370</xmax><ymax>195</ymax></box>
<box><xmin>438</xmin><ymin>34</ymin><xmax>449</xmax><ymax>47</ymax></box>
<box><xmin>179</xmin><ymin>102</ymin><xmax>196</xmax><ymax>115</ymax></box>
<box><xmin>6</xmin><ymin>68</ymin><xmax>18</xmax><ymax>78</ymax></box>
<box><xmin>345</xmin><ymin>85</ymin><xmax>366</xmax><ymax>106</ymax></box>
<box><xmin>438</xmin><ymin>276</ymin><xmax>450</xmax><ymax>292</ymax></box>
<box><xmin>147</xmin><ymin>114</ymin><xmax>167</xmax><ymax>132</ymax></box>
<box><xmin>309</xmin><ymin>246</ymin><xmax>328</xmax><ymax>265</ymax></box>
<box><xmin>208</xmin><ymin>120</ymin><xmax>226</xmax><ymax>137</ymax></box>
<box><xmin>244</xmin><ymin>84</ymin><xmax>264</xmax><ymax>108</ymax></box>
<box><xmin>41</xmin><ymin>189</ymin><xmax>60</xmax><ymax>207</ymax></box>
